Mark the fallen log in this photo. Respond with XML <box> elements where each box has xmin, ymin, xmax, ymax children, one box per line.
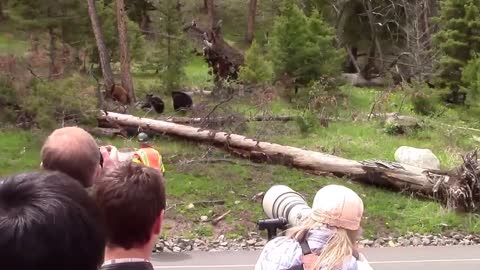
<box><xmin>100</xmin><ymin>111</ymin><xmax>480</xmax><ymax>212</ymax></box>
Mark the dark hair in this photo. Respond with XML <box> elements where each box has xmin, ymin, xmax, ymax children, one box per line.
<box><xmin>0</xmin><ymin>171</ymin><xmax>106</xmax><ymax>270</ymax></box>
<box><xmin>95</xmin><ymin>162</ymin><xmax>166</xmax><ymax>249</ymax></box>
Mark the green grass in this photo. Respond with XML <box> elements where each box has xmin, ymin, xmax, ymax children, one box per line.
<box><xmin>2</xmin><ymin>77</ymin><xmax>480</xmax><ymax>239</ymax></box>
<box><xmin>184</xmin><ymin>56</ymin><xmax>213</xmax><ymax>88</ymax></box>
<box><xmin>0</xmin><ymin>130</ymin><xmax>44</xmax><ymax>176</ymax></box>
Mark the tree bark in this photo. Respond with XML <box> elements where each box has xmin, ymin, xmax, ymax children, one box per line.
<box><xmin>0</xmin><ymin>0</ymin><xmax>5</xmax><ymax>21</ymax></box>
<box><xmin>86</xmin><ymin>0</ymin><xmax>115</xmax><ymax>90</ymax></box>
<box><xmin>99</xmin><ymin>111</ymin><xmax>480</xmax><ymax>212</ymax></box>
<box><xmin>245</xmin><ymin>0</ymin><xmax>257</xmax><ymax>44</ymax></box>
<box><xmin>203</xmin><ymin>0</ymin><xmax>208</xmax><ymax>12</ymax></box>
<box><xmin>206</xmin><ymin>0</ymin><xmax>216</xmax><ymax>29</ymax></box>
<box><xmin>48</xmin><ymin>27</ymin><xmax>57</xmax><ymax>80</ymax></box>
<box><xmin>115</xmin><ymin>0</ymin><xmax>136</xmax><ymax>103</ymax></box>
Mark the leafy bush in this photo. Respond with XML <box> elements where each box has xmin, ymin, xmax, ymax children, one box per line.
<box><xmin>0</xmin><ymin>76</ymin><xmax>19</xmax><ymax>123</ymax></box>
<box><xmin>296</xmin><ymin>111</ymin><xmax>319</xmax><ymax>135</ymax></box>
<box><xmin>23</xmin><ymin>74</ymin><xmax>98</xmax><ymax>128</ymax></box>
<box><xmin>239</xmin><ymin>40</ymin><xmax>274</xmax><ymax>85</ymax></box>
<box><xmin>405</xmin><ymin>81</ymin><xmax>441</xmax><ymax>116</ymax></box>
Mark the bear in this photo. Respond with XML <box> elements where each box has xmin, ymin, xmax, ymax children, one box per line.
<box><xmin>141</xmin><ymin>94</ymin><xmax>165</xmax><ymax>114</ymax></box>
<box><xmin>171</xmin><ymin>91</ymin><xmax>193</xmax><ymax>112</ymax></box>
<box><xmin>110</xmin><ymin>84</ymin><xmax>130</xmax><ymax>105</ymax></box>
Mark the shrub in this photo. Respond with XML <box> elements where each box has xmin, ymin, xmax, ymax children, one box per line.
<box><xmin>462</xmin><ymin>54</ymin><xmax>480</xmax><ymax>103</ymax></box>
<box><xmin>238</xmin><ymin>40</ymin><xmax>274</xmax><ymax>85</ymax></box>
<box><xmin>405</xmin><ymin>81</ymin><xmax>441</xmax><ymax>116</ymax></box>
<box><xmin>23</xmin><ymin>74</ymin><xmax>98</xmax><ymax>128</ymax></box>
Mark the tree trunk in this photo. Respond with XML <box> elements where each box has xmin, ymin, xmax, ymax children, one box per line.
<box><xmin>100</xmin><ymin>111</ymin><xmax>480</xmax><ymax>212</ymax></box>
<box><xmin>203</xmin><ymin>0</ymin><xmax>208</xmax><ymax>12</ymax></box>
<box><xmin>0</xmin><ymin>0</ymin><xmax>5</xmax><ymax>21</ymax></box>
<box><xmin>48</xmin><ymin>27</ymin><xmax>57</xmax><ymax>80</ymax></box>
<box><xmin>245</xmin><ymin>0</ymin><xmax>257</xmax><ymax>44</ymax></box>
<box><xmin>206</xmin><ymin>0</ymin><xmax>215</xmax><ymax>30</ymax></box>
<box><xmin>86</xmin><ymin>0</ymin><xmax>115</xmax><ymax>90</ymax></box>
<box><xmin>115</xmin><ymin>0</ymin><xmax>136</xmax><ymax>103</ymax></box>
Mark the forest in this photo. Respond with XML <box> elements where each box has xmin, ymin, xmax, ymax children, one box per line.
<box><xmin>0</xmin><ymin>0</ymin><xmax>480</xmax><ymax>243</ymax></box>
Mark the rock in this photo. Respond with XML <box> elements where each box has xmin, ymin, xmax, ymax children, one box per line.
<box><xmin>422</xmin><ymin>237</ymin><xmax>431</xmax><ymax>246</ymax></box>
<box><xmin>400</xmin><ymin>239</ymin><xmax>411</xmax><ymax>247</ymax></box>
<box><xmin>360</xmin><ymin>239</ymin><xmax>374</xmax><ymax>246</ymax></box>
<box><xmin>373</xmin><ymin>238</ymin><xmax>384</xmax><ymax>247</ymax></box>
<box><xmin>453</xmin><ymin>233</ymin><xmax>463</xmax><ymax>240</ymax></box>
<box><xmin>200</xmin><ymin>216</ymin><xmax>209</xmax><ymax>222</ymax></box>
<box><xmin>394</xmin><ymin>146</ymin><xmax>440</xmax><ymax>170</ymax></box>
<box><xmin>218</xmin><ymin>235</ymin><xmax>225</xmax><ymax>242</ymax></box>
<box><xmin>246</xmin><ymin>239</ymin><xmax>257</xmax><ymax>245</ymax></box>
<box><xmin>155</xmin><ymin>242</ymin><xmax>165</xmax><ymax>252</ymax></box>
<box><xmin>234</xmin><ymin>200</ymin><xmax>241</xmax><ymax>205</ymax></box>
<box><xmin>187</xmin><ymin>203</ymin><xmax>195</xmax><ymax>209</ymax></box>
<box><xmin>173</xmin><ymin>246</ymin><xmax>181</xmax><ymax>252</ymax></box>
<box><xmin>412</xmin><ymin>237</ymin><xmax>422</xmax><ymax>246</ymax></box>
<box><xmin>220</xmin><ymin>242</ymin><xmax>229</xmax><ymax>247</ymax></box>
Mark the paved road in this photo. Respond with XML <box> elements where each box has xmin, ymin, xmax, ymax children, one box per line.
<box><xmin>150</xmin><ymin>245</ymin><xmax>480</xmax><ymax>270</ymax></box>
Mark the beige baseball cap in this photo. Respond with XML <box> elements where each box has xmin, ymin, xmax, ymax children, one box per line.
<box><xmin>310</xmin><ymin>185</ymin><xmax>364</xmax><ymax>231</ymax></box>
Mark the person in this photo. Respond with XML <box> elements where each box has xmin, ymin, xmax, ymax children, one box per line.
<box><xmin>132</xmin><ymin>132</ymin><xmax>165</xmax><ymax>174</ymax></box>
<box><xmin>94</xmin><ymin>162</ymin><xmax>166</xmax><ymax>270</ymax></box>
<box><xmin>0</xmin><ymin>171</ymin><xmax>106</xmax><ymax>270</ymax></box>
<box><xmin>40</xmin><ymin>126</ymin><xmax>120</xmax><ymax>187</ymax></box>
<box><xmin>255</xmin><ymin>185</ymin><xmax>373</xmax><ymax>270</ymax></box>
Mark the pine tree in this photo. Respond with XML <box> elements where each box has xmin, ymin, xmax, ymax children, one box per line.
<box><xmin>148</xmin><ymin>0</ymin><xmax>189</xmax><ymax>94</ymax></box>
<box><xmin>268</xmin><ymin>1</ymin><xmax>310</xmax><ymax>85</ymax></box>
<box><xmin>433</xmin><ymin>0</ymin><xmax>480</xmax><ymax>103</ymax></box>
<box><xmin>268</xmin><ymin>1</ymin><xmax>343</xmax><ymax>88</ymax></box>
<box><xmin>239</xmin><ymin>40</ymin><xmax>273</xmax><ymax>85</ymax></box>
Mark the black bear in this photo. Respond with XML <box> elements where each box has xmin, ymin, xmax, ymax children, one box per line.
<box><xmin>141</xmin><ymin>94</ymin><xmax>165</xmax><ymax>114</ymax></box>
<box><xmin>171</xmin><ymin>91</ymin><xmax>193</xmax><ymax>111</ymax></box>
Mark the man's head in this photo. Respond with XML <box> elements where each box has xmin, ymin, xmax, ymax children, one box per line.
<box><xmin>94</xmin><ymin>162</ymin><xmax>166</xmax><ymax>251</ymax></box>
<box><xmin>41</xmin><ymin>126</ymin><xmax>101</xmax><ymax>187</ymax></box>
<box><xmin>0</xmin><ymin>171</ymin><xmax>106</xmax><ymax>270</ymax></box>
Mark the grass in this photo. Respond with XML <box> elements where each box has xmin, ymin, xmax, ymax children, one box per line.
<box><xmin>1</xmin><ymin>120</ymin><xmax>480</xmax><ymax>240</ymax></box>
<box><xmin>184</xmin><ymin>56</ymin><xmax>214</xmax><ymax>88</ymax></box>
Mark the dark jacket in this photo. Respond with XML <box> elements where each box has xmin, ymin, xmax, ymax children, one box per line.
<box><xmin>101</xmin><ymin>262</ymin><xmax>154</xmax><ymax>270</ymax></box>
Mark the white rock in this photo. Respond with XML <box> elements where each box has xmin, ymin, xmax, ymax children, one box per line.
<box><xmin>200</xmin><ymin>216</ymin><xmax>208</xmax><ymax>222</ymax></box>
<box><xmin>394</xmin><ymin>146</ymin><xmax>440</xmax><ymax>170</ymax></box>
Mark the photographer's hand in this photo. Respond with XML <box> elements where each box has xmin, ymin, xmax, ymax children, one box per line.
<box><xmin>100</xmin><ymin>145</ymin><xmax>120</xmax><ymax>172</ymax></box>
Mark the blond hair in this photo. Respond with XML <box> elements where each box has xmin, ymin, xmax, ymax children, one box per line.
<box><xmin>287</xmin><ymin>218</ymin><xmax>360</xmax><ymax>270</ymax></box>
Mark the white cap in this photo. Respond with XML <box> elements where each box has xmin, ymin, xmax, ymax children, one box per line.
<box><xmin>310</xmin><ymin>185</ymin><xmax>364</xmax><ymax>231</ymax></box>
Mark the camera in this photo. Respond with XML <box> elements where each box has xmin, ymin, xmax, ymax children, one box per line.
<box><xmin>259</xmin><ymin>185</ymin><xmax>312</xmax><ymax>240</ymax></box>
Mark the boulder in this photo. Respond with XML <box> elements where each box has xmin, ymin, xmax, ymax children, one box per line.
<box><xmin>394</xmin><ymin>146</ymin><xmax>440</xmax><ymax>170</ymax></box>
<box><xmin>385</xmin><ymin>114</ymin><xmax>422</xmax><ymax>134</ymax></box>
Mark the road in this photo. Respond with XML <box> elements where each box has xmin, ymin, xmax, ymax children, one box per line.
<box><xmin>150</xmin><ymin>245</ymin><xmax>480</xmax><ymax>270</ymax></box>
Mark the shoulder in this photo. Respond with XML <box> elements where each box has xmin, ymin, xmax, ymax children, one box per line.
<box><xmin>255</xmin><ymin>236</ymin><xmax>303</xmax><ymax>270</ymax></box>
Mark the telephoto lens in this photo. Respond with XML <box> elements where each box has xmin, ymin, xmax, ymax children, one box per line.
<box><xmin>262</xmin><ymin>185</ymin><xmax>312</xmax><ymax>227</ymax></box>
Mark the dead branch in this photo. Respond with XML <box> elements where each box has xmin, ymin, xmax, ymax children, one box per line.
<box><xmin>212</xmin><ymin>210</ymin><xmax>232</xmax><ymax>225</ymax></box>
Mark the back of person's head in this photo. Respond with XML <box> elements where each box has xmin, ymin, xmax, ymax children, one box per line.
<box><xmin>94</xmin><ymin>162</ymin><xmax>166</xmax><ymax>250</ymax></box>
<box><xmin>288</xmin><ymin>184</ymin><xmax>364</xmax><ymax>270</ymax></box>
<box><xmin>0</xmin><ymin>171</ymin><xmax>105</xmax><ymax>270</ymax></box>
<box><xmin>41</xmin><ymin>126</ymin><xmax>101</xmax><ymax>187</ymax></box>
